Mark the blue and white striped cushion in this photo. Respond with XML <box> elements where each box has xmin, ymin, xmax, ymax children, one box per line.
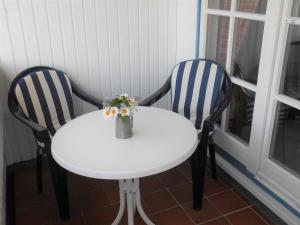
<box><xmin>14</xmin><ymin>69</ymin><xmax>75</xmax><ymax>142</ymax></box>
<box><xmin>171</xmin><ymin>60</ymin><xmax>224</xmax><ymax>130</ymax></box>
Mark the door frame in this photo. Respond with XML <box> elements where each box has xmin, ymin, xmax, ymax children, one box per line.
<box><xmin>258</xmin><ymin>0</ymin><xmax>300</xmax><ymax>208</ymax></box>
<box><xmin>199</xmin><ymin>0</ymin><xmax>283</xmax><ymax>173</ymax></box>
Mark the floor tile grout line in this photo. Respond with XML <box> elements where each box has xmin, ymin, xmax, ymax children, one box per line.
<box><xmin>205</xmin><ymin>195</ymin><xmax>235</xmax><ymax>225</ymax></box>
<box><xmin>141</xmin><ymin>186</ymin><xmax>167</xmax><ymax>195</ymax></box>
<box><xmin>166</xmin><ymin>180</ymin><xmax>192</xmax><ymax>190</ymax></box>
<box><xmin>196</xmin><ymin>215</ymin><xmax>227</xmax><ymax>225</ymax></box>
<box><xmin>224</xmin><ymin>216</ymin><xmax>235</xmax><ymax>225</ymax></box>
<box><xmin>160</xmin><ymin>179</ymin><xmax>192</xmax><ymax>190</ymax></box>
<box><xmin>165</xmin><ymin>186</ymin><xmax>197</xmax><ymax>225</ymax></box>
<box><xmin>249</xmin><ymin>206</ymin><xmax>272</xmax><ymax>225</ymax></box>
<box><xmin>164</xmin><ymin>177</ymin><xmax>233</xmax><ymax>199</ymax></box>
<box><xmin>157</xmin><ymin>167</ymin><xmax>191</xmax><ymax>189</ymax></box>
<box><xmin>175</xmin><ymin>164</ymin><xmax>192</xmax><ymax>182</ymax></box>
<box><xmin>147</xmin><ymin>205</ymin><xmax>179</xmax><ymax>217</ymax></box>
<box><xmin>223</xmin><ymin>205</ymin><xmax>253</xmax><ymax>217</ymax></box>
<box><xmin>141</xmin><ymin>174</ymin><xmax>179</xmax><ymax>218</ymax></box>
<box><xmin>205</xmin><ymin>187</ymin><xmax>234</xmax><ymax>198</ymax></box>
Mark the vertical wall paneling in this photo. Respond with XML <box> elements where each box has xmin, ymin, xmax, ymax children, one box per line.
<box><xmin>176</xmin><ymin>0</ymin><xmax>197</xmax><ymax>62</ymax></box>
<box><xmin>167</xmin><ymin>0</ymin><xmax>178</xmax><ymax>109</ymax></box>
<box><xmin>95</xmin><ymin>0</ymin><xmax>112</xmax><ymax>97</ymax></box>
<box><xmin>138</xmin><ymin>0</ymin><xmax>150</xmax><ymax>100</ymax></box>
<box><xmin>0</xmin><ymin>1</ymin><xmax>18</xmax><ymax>164</ymax></box>
<box><xmin>128</xmin><ymin>0</ymin><xmax>141</xmax><ymax>97</ymax></box>
<box><xmin>57</xmin><ymin>0</ymin><xmax>78</xmax><ymax>78</ymax></box>
<box><xmin>71</xmin><ymin>0</ymin><xmax>90</xmax><ymax>92</ymax></box>
<box><xmin>117</xmin><ymin>0</ymin><xmax>131</xmax><ymax>94</ymax></box>
<box><xmin>0</xmin><ymin>0</ymin><xmax>197</xmax><ymax>164</ymax></box>
<box><xmin>106</xmin><ymin>0</ymin><xmax>122</xmax><ymax>95</ymax></box>
<box><xmin>158</xmin><ymin>0</ymin><xmax>169</xmax><ymax>109</ymax></box>
<box><xmin>83</xmin><ymin>0</ymin><xmax>102</xmax><ymax>98</ymax></box>
<box><xmin>4</xmin><ymin>0</ymin><xmax>29</xmax><ymax>71</ymax></box>
<box><xmin>31</xmin><ymin>0</ymin><xmax>54</xmax><ymax>66</ymax></box>
<box><xmin>45</xmin><ymin>0</ymin><xmax>66</xmax><ymax>70</ymax></box>
<box><xmin>18</xmin><ymin>0</ymin><xmax>41</xmax><ymax>67</ymax></box>
<box><xmin>149</xmin><ymin>0</ymin><xmax>159</xmax><ymax>107</ymax></box>
<box><xmin>1</xmin><ymin>0</ymin><xmax>35</xmax><ymax>164</ymax></box>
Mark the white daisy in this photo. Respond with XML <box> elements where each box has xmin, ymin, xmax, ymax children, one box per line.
<box><xmin>110</xmin><ymin>107</ymin><xmax>119</xmax><ymax>118</ymax></box>
<box><xmin>103</xmin><ymin>107</ymin><xmax>111</xmax><ymax>119</ymax></box>
<box><xmin>120</xmin><ymin>107</ymin><xmax>131</xmax><ymax>117</ymax></box>
<box><xmin>129</xmin><ymin>97</ymin><xmax>136</xmax><ymax>106</ymax></box>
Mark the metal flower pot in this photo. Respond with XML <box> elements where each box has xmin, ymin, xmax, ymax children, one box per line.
<box><xmin>116</xmin><ymin>116</ymin><xmax>133</xmax><ymax>139</ymax></box>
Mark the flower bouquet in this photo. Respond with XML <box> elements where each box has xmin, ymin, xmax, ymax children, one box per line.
<box><xmin>103</xmin><ymin>94</ymin><xmax>139</xmax><ymax>139</ymax></box>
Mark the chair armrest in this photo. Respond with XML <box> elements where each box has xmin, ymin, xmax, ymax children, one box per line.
<box><xmin>140</xmin><ymin>76</ymin><xmax>172</xmax><ymax>106</ymax></box>
<box><xmin>71</xmin><ymin>82</ymin><xmax>103</xmax><ymax>109</ymax></box>
<box><xmin>13</xmin><ymin>110</ymin><xmax>48</xmax><ymax>135</ymax></box>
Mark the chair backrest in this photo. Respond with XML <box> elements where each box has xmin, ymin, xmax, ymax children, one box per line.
<box><xmin>171</xmin><ymin>59</ymin><xmax>226</xmax><ymax>130</ymax></box>
<box><xmin>13</xmin><ymin>68</ymin><xmax>75</xmax><ymax>136</ymax></box>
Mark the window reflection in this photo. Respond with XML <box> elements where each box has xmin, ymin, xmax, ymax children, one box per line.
<box><xmin>270</xmin><ymin>103</ymin><xmax>300</xmax><ymax>177</ymax></box>
<box><xmin>227</xmin><ymin>85</ymin><xmax>255</xmax><ymax>143</ymax></box>
<box><xmin>206</xmin><ymin>15</ymin><xmax>229</xmax><ymax>69</ymax></box>
<box><xmin>236</xmin><ymin>0</ymin><xmax>267</xmax><ymax>14</ymax></box>
<box><xmin>208</xmin><ymin>0</ymin><xmax>231</xmax><ymax>10</ymax></box>
<box><xmin>280</xmin><ymin>25</ymin><xmax>300</xmax><ymax>100</ymax></box>
<box><xmin>232</xmin><ymin>19</ymin><xmax>264</xmax><ymax>84</ymax></box>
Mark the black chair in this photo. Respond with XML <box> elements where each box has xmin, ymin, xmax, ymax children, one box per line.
<box><xmin>8</xmin><ymin>66</ymin><xmax>102</xmax><ymax>220</ymax></box>
<box><xmin>140</xmin><ymin>59</ymin><xmax>232</xmax><ymax>209</ymax></box>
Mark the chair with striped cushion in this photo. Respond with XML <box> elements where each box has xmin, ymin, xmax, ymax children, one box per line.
<box><xmin>8</xmin><ymin>66</ymin><xmax>102</xmax><ymax>220</ymax></box>
<box><xmin>141</xmin><ymin>59</ymin><xmax>232</xmax><ymax>209</ymax></box>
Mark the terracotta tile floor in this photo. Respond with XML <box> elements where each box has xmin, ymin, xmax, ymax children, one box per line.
<box><xmin>15</xmin><ymin>160</ymin><xmax>276</xmax><ymax>225</ymax></box>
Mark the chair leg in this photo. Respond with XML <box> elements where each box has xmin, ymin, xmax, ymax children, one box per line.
<box><xmin>208</xmin><ymin>143</ymin><xmax>217</xmax><ymax>179</ymax></box>
<box><xmin>36</xmin><ymin>148</ymin><xmax>43</xmax><ymax>194</ymax></box>
<box><xmin>46</xmin><ymin>151</ymin><xmax>70</xmax><ymax>220</ymax></box>
<box><xmin>6</xmin><ymin>168</ymin><xmax>16</xmax><ymax>225</ymax></box>
<box><xmin>189</xmin><ymin>143</ymin><xmax>208</xmax><ymax>210</ymax></box>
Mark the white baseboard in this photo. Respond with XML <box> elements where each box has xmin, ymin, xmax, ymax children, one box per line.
<box><xmin>216</xmin><ymin>154</ymin><xmax>300</xmax><ymax>225</ymax></box>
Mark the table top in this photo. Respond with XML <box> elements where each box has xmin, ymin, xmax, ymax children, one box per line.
<box><xmin>52</xmin><ymin>106</ymin><xmax>198</xmax><ymax>179</ymax></box>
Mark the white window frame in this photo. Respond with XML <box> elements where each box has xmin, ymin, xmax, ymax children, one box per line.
<box><xmin>199</xmin><ymin>0</ymin><xmax>283</xmax><ymax>173</ymax></box>
<box><xmin>258</xmin><ymin>0</ymin><xmax>300</xmax><ymax>209</ymax></box>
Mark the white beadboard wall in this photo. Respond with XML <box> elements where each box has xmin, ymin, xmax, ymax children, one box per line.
<box><xmin>0</xmin><ymin>0</ymin><xmax>197</xmax><ymax>164</ymax></box>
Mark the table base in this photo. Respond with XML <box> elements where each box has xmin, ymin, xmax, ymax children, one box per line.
<box><xmin>112</xmin><ymin>179</ymin><xmax>155</xmax><ymax>225</ymax></box>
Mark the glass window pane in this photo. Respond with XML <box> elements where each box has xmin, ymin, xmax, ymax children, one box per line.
<box><xmin>206</xmin><ymin>15</ymin><xmax>230</xmax><ymax>69</ymax></box>
<box><xmin>279</xmin><ymin>25</ymin><xmax>300</xmax><ymax>100</ymax></box>
<box><xmin>232</xmin><ymin>19</ymin><xmax>264</xmax><ymax>84</ymax></box>
<box><xmin>291</xmin><ymin>0</ymin><xmax>300</xmax><ymax>17</ymax></box>
<box><xmin>269</xmin><ymin>102</ymin><xmax>300</xmax><ymax>177</ymax></box>
<box><xmin>227</xmin><ymin>85</ymin><xmax>255</xmax><ymax>143</ymax></box>
<box><xmin>208</xmin><ymin>0</ymin><xmax>231</xmax><ymax>10</ymax></box>
<box><xmin>236</xmin><ymin>0</ymin><xmax>267</xmax><ymax>14</ymax></box>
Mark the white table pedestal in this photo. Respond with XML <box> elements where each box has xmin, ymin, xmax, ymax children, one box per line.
<box><xmin>112</xmin><ymin>179</ymin><xmax>155</xmax><ymax>225</ymax></box>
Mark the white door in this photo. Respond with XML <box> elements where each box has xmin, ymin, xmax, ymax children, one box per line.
<box><xmin>199</xmin><ymin>0</ymin><xmax>282</xmax><ymax>172</ymax></box>
<box><xmin>258</xmin><ymin>0</ymin><xmax>300</xmax><ymax>208</ymax></box>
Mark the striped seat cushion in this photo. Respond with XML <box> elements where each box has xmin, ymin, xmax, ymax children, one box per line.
<box><xmin>14</xmin><ymin>69</ymin><xmax>75</xmax><ymax>145</ymax></box>
<box><xmin>171</xmin><ymin>60</ymin><xmax>224</xmax><ymax>131</ymax></box>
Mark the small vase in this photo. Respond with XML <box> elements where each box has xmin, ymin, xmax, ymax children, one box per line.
<box><xmin>116</xmin><ymin>116</ymin><xmax>133</xmax><ymax>139</ymax></box>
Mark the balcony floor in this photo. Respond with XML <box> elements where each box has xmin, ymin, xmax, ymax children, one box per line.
<box><xmin>14</xmin><ymin>160</ymin><xmax>282</xmax><ymax>225</ymax></box>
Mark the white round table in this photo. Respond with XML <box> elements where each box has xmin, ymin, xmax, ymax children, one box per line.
<box><xmin>52</xmin><ymin>106</ymin><xmax>198</xmax><ymax>225</ymax></box>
